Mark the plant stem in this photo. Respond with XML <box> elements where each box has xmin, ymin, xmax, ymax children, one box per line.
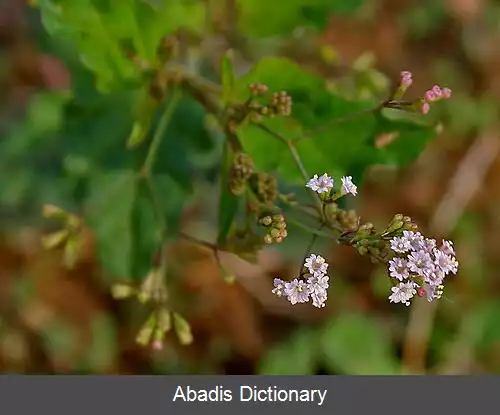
<box><xmin>294</xmin><ymin>103</ymin><xmax>384</xmax><ymax>143</ymax></box>
<box><xmin>142</xmin><ymin>87</ymin><xmax>182</xmax><ymax>175</ymax></box>
<box><xmin>255</xmin><ymin>123</ymin><xmax>324</xmax><ymax>212</ymax></box>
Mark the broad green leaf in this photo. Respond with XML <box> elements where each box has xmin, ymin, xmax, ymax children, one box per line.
<box><xmin>235</xmin><ymin>57</ymin><xmax>377</xmax><ymax>183</ymax></box>
<box><xmin>369</xmin><ymin>110</ymin><xmax>436</xmax><ymax>167</ymax></box>
<box><xmin>37</xmin><ymin>0</ymin><xmax>205</xmax><ymax>92</ymax></box>
<box><xmin>84</xmin><ymin>170</ymin><xmax>138</xmax><ymax>279</ymax></box>
<box><xmin>259</xmin><ymin>327</ymin><xmax>318</xmax><ymax>374</ymax></box>
<box><xmin>320</xmin><ymin>313</ymin><xmax>399</xmax><ymax>374</ymax></box>
<box><xmin>236</xmin><ymin>119</ymin><xmax>289</xmax><ymax>172</ymax></box>
<box><xmin>130</xmin><ymin>180</ymin><xmax>160</xmax><ymax>278</ymax></box>
<box><xmin>221</xmin><ymin>50</ymin><xmax>237</xmax><ymax>106</ymax></box>
<box><xmin>149</xmin><ymin>173</ymin><xmax>188</xmax><ymax>239</ymax></box>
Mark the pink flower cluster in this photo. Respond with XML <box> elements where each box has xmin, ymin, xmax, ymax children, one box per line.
<box><xmin>397</xmin><ymin>71</ymin><xmax>452</xmax><ymax>115</ymax></box>
<box><xmin>420</xmin><ymin>84</ymin><xmax>452</xmax><ymax>114</ymax></box>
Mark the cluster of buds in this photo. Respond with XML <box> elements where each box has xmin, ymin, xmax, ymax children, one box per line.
<box><xmin>351</xmin><ymin>214</ymin><xmax>418</xmax><ymax>261</ymax></box>
<box><xmin>268</xmin><ymin>91</ymin><xmax>293</xmax><ymax>116</ymax></box>
<box><xmin>387</xmin><ymin>231</ymin><xmax>458</xmax><ymax>306</ymax></box>
<box><xmin>246</xmin><ymin>83</ymin><xmax>293</xmax><ymax>122</ymax></box>
<box><xmin>249</xmin><ymin>172</ymin><xmax>278</xmax><ymax>204</ymax></box>
<box><xmin>136</xmin><ymin>308</ymin><xmax>193</xmax><ymax>350</ymax></box>
<box><xmin>259</xmin><ymin>214</ymin><xmax>288</xmax><ymax>244</ymax></box>
<box><xmin>41</xmin><ymin>204</ymin><xmax>83</xmax><ymax>269</ymax></box>
<box><xmin>111</xmin><ymin>267</ymin><xmax>168</xmax><ymax>305</ymax></box>
<box><xmin>248</xmin><ymin>82</ymin><xmax>269</xmax><ymax>96</ymax></box>
<box><xmin>382</xmin><ymin>213</ymin><xmax>419</xmax><ymax>237</ymax></box>
<box><xmin>228</xmin><ymin>152</ymin><xmax>255</xmax><ymax>196</ymax></box>
<box><xmin>272</xmin><ymin>254</ymin><xmax>330</xmax><ymax>308</ymax></box>
<box><xmin>336</xmin><ymin>209</ymin><xmax>359</xmax><ymax>231</ymax></box>
<box><xmin>419</xmin><ymin>84</ymin><xmax>452</xmax><ymax>115</ymax></box>
<box><xmin>388</xmin><ymin>71</ymin><xmax>452</xmax><ymax>115</ymax></box>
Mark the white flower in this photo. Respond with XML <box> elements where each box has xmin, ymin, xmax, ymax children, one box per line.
<box><xmin>272</xmin><ymin>278</ymin><xmax>286</xmax><ymax>297</ymax></box>
<box><xmin>433</xmin><ymin>249</ymin><xmax>456</xmax><ymax>275</ymax></box>
<box><xmin>284</xmin><ymin>279</ymin><xmax>310</xmax><ymax>305</ymax></box>
<box><xmin>440</xmin><ymin>240</ymin><xmax>455</xmax><ymax>256</ymax></box>
<box><xmin>388</xmin><ymin>257</ymin><xmax>409</xmax><ymax>281</ymax></box>
<box><xmin>423</xmin><ymin>265</ymin><xmax>445</xmax><ymax>286</ymax></box>
<box><xmin>390</xmin><ymin>236</ymin><xmax>411</xmax><ymax>254</ymax></box>
<box><xmin>340</xmin><ymin>176</ymin><xmax>357</xmax><ymax>196</ymax></box>
<box><xmin>402</xmin><ymin>230</ymin><xmax>425</xmax><ymax>251</ymax></box>
<box><xmin>304</xmin><ymin>254</ymin><xmax>328</xmax><ymax>276</ymax></box>
<box><xmin>310</xmin><ymin>290</ymin><xmax>328</xmax><ymax>308</ymax></box>
<box><xmin>420</xmin><ymin>238</ymin><xmax>437</xmax><ymax>253</ymax></box>
<box><xmin>389</xmin><ymin>282</ymin><xmax>417</xmax><ymax>306</ymax></box>
<box><xmin>407</xmin><ymin>250</ymin><xmax>433</xmax><ymax>277</ymax></box>
<box><xmin>306</xmin><ymin>173</ymin><xmax>334</xmax><ymax>194</ymax></box>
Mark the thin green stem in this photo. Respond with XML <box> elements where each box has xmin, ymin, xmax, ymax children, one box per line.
<box><xmin>255</xmin><ymin>123</ymin><xmax>323</xmax><ymax>212</ymax></box>
<box><xmin>294</xmin><ymin>103</ymin><xmax>384</xmax><ymax>143</ymax></box>
<box><xmin>299</xmin><ymin>224</ymin><xmax>324</xmax><ymax>276</ymax></box>
<box><xmin>142</xmin><ymin>87</ymin><xmax>182</xmax><ymax>175</ymax></box>
<box><xmin>141</xmin><ymin>86</ymin><xmax>182</xmax><ymax>275</ymax></box>
<box><xmin>287</xmin><ymin>218</ymin><xmax>337</xmax><ymax>239</ymax></box>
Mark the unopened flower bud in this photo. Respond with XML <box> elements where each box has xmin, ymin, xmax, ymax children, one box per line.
<box><xmin>259</xmin><ymin>216</ymin><xmax>273</xmax><ymax>226</ymax></box>
<box><xmin>248</xmin><ymin>83</ymin><xmax>269</xmax><ymax>96</ymax></box>
<box><xmin>269</xmin><ymin>228</ymin><xmax>280</xmax><ymax>239</ymax></box>
<box><xmin>41</xmin><ymin>229</ymin><xmax>70</xmax><ymax>250</ymax></box>
<box><xmin>111</xmin><ymin>283</ymin><xmax>136</xmax><ymax>300</ymax></box>
<box><xmin>357</xmin><ymin>246</ymin><xmax>368</xmax><ymax>255</ymax></box>
<box><xmin>136</xmin><ymin>313</ymin><xmax>157</xmax><ymax>346</ymax></box>
<box><xmin>173</xmin><ymin>312</ymin><xmax>193</xmax><ymax>346</ymax></box>
<box><xmin>420</xmin><ymin>102</ymin><xmax>430</xmax><ymax>115</ymax></box>
<box><xmin>42</xmin><ymin>204</ymin><xmax>67</xmax><ymax>220</ymax></box>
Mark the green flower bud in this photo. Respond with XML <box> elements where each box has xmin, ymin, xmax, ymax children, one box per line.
<box><xmin>41</xmin><ymin>229</ymin><xmax>70</xmax><ymax>250</ymax></box>
<box><xmin>111</xmin><ymin>283</ymin><xmax>136</xmax><ymax>300</ymax></box>
<box><xmin>173</xmin><ymin>312</ymin><xmax>193</xmax><ymax>346</ymax></box>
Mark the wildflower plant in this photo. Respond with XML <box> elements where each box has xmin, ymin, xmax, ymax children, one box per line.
<box><xmin>32</xmin><ymin>0</ymin><xmax>458</xmax><ymax>349</ymax></box>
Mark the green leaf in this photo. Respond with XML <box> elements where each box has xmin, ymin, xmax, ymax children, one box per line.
<box><xmin>149</xmin><ymin>173</ymin><xmax>188</xmax><ymax>238</ymax></box>
<box><xmin>235</xmin><ymin>57</ymin><xmax>377</xmax><ymax>183</ymax></box>
<box><xmin>259</xmin><ymin>327</ymin><xmax>318</xmax><ymax>374</ymax></box>
<box><xmin>130</xmin><ymin>180</ymin><xmax>160</xmax><ymax>278</ymax></box>
<box><xmin>37</xmin><ymin>0</ymin><xmax>205</xmax><ymax>92</ymax></box>
<box><xmin>369</xmin><ymin>111</ymin><xmax>436</xmax><ymax>167</ymax></box>
<box><xmin>221</xmin><ymin>50</ymin><xmax>237</xmax><ymax>106</ymax></box>
<box><xmin>320</xmin><ymin>313</ymin><xmax>399</xmax><ymax>374</ymax></box>
<box><xmin>84</xmin><ymin>169</ymin><xmax>138</xmax><ymax>279</ymax></box>
<box><xmin>238</xmin><ymin>0</ymin><xmax>367</xmax><ymax>38</ymax></box>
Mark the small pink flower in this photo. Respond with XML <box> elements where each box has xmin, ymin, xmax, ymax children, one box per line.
<box><xmin>431</xmin><ymin>85</ymin><xmax>442</xmax><ymax>95</ymax></box>
<box><xmin>420</xmin><ymin>102</ymin><xmax>430</xmax><ymax>115</ymax></box>
<box><xmin>441</xmin><ymin>87</ymin><xmax>452</xmax><ymax>99</ymax></box>
<box><xmin>400</xmin><ymin>71</ymin><xmax>413</xmax><ymax>88</ymax></box>
<box><xmin>424</xmin><ymin>90</ymin><xmax>437</xmax><ymax>102</ymax></box>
